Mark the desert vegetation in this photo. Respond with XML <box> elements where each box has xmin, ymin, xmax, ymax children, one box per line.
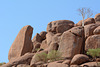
<box><xmin>0</xmin><ymin>62</ymin><xmax>6</xmax><ymax>66</ymax></box>
<box><xmin>35</xmin><ymin>50</ymin><xmax>62</xmax><ymax>63</ymax></box>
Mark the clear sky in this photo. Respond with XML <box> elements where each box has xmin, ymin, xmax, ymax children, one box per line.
<box><xmin>0</xmin><ymin>0</ymin><xmax>100</xmax><ymax>63</ymax></box>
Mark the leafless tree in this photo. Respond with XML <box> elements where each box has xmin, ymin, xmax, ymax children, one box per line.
<box><xmin>78</xmin><ymin>8</ymin><xmax>93</xmax><ymax>26</ymax></box>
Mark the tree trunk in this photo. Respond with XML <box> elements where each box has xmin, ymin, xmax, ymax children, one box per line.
<box><xmin>82</xmin><ymin>17</ymin><xmax>84</xmax><ymax>27</ymax></box>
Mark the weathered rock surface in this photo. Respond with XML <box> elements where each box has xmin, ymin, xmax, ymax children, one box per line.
<box><xmin>84</xmin><ymin>24</ymin><xmax>98</xmax><ymax>39</ymax></box>
<box><xmin>93</xmin><ymin>26</ymin><xmax>100</xmax><ymax>34</ymax></box>
<box><xmin>48</xmin><ymin>43</ymin><xmax>59</xmax><ymax>52</ymax></box>
<box><xmin>2</xmin><ymin>53</ymin><xmax>34</xmax><ymax>67</ymax></box>
<box><xmin>16</xmin><ymin>64</ymin><xmax>30</xmax><ymax>67</ymax></box>
<box><xmin>94</xmin><ymin>13</ymin><xmax>100</xmax><ymax>22</ymax></box>
<box><xmin>62</xmin><ymin>59</ymin><xmax>71</xmax><ymax>64</ymax></box>
<box><xmin>32</xmin><ymin>33</ymin><xmax>42</xmax><ymax>43</ymax></box>
<box><xmin>58</xmin><ymin>26</ymin><xmax>83</xmax><ymax>58</ymax></box>
<box><xmin>40</xmin><ymin>39</ymin><xmax>48</xmax><ymax>49</ymax></box>
<box><xmin>46</xmin><ymin>32</ymin><xmax>54</xmax><ymax>45</ymax></box>
<box><xmin>47</xmin><ymin>20</ymin><xmax>74</xmax><ymax>33</ymax></box>
<box><xmin>76</xmin><ymin>18</ymin><xmax>95</xmax><ymax>26</ymax></box>
<box><xmin>70</xmin><ymin>65</ymin><xmax>81</xmax><ymax>67</ymax></box>
<box><xmin>40</xmin><ymin>31</ymin><xmax>47</xmax><ymax>40</ymax></box>
<box><xmin>85</xmin><ymin>35</ymin><xmax>100</xmax><ymax>51</ymax></box>
<box><xmin>80</xmin><ymin>62</ymin><xmax>97</xmax><ymax>67</ymax></box>
<box><xmin>8</xmin><ymin>25</ymin><xmax>33</xmax><ymax>61</ymax></box>
<box><xmin>47</xmin><ymin>62</ymin><xmax>69</xmax><ymax>67</ymax></box>
<box><xmin>52</xmin><ymin>33</ymin><xmax>62</xmax><ymax>44</ymax></box>
<box><xmin>70</xmin><ymin>54</ymin><xmax>89</xmax><ymax>65</ymax></box>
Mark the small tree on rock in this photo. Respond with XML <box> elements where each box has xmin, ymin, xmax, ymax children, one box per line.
<box><xmin>78</xmin><ymin>7</ymin><xmax>93</xmax><ymax>26</ymax></box>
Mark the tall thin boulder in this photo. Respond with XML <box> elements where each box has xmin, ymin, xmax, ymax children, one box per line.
<box><xmin>8</xmin><ymin>25</ymin><xmax>33</xmax><ymax>61</ymax></box>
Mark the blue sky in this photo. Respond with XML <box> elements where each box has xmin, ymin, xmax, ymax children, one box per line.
<box><xmin>0</xmin><ymin>0</ymin><xmax>100</xmax><ymax>63</ymax></box>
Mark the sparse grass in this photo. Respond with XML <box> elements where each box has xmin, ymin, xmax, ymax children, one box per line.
<box><xmin>87</xmin><ymin>48</ymin><xmax>100</xmax><ymax>58</ymax></box>
<box><xmin>35</xmin><ymin>52</ymin><xmax>48</xmax><ymax>63</ymax></box>
<box><xmin>87</xmin><ymin>48</ymin><xmax>100</xmax><ymax>66</ymax></box>
<box><xmin>35</xmin><ymin>50</ymin><xmax>62</xmax><ymax>63</ymax></box>
<box><xmin>47</xmin><ymin>50</ymin><xmax>62</xmax><ymax>62</ymax></box>
<box><xmin>0</xmin><ymin>62</ymin><xmax>6</xmax><ymax>66</ymax></box>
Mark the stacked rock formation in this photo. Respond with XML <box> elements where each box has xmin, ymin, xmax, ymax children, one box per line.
<box><xmin>1</xmin><ymin>13</ymin><xmax>100</xmax><ymax>67</ymax></box>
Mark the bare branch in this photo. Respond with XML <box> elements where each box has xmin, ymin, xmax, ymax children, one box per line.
<box><xmin>77</xmin><ymin>7</ymin><xmax>93</xmax><ymax>26</ymax></box>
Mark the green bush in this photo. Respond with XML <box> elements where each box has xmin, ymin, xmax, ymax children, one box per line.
<box><xmin>87</xmin><ymin>48</ymin><xmax>100</xmax><ymax>66</ymax></box>
<box><xmin>87</xmin><ymin>48</ymin><xmax>100</xmax><ymax>58</ymax></box>
<box><xmin>35</xmin><ymin>52</ymin><xmax>48</xmax><ymax>63</ymax></box>
<box><xmin>0</xmin><ymin>62</ymin><xmax>6</xmax><ymax>66</ymax></box>
<box><xmin>47</xmin><ymin>50</ymin><xmax>62</xmax><ymax>62</ymax></box>
<box><xmin>35</xmin><ymin>50</ymin><xmax>62</xmax><ymax>63</ymax></box>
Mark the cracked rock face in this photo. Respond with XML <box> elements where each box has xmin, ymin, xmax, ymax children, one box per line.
<box><xmin>58</xmin><ymin>26</ymin><xmax>84</xmax><ymax>58</ymax></box>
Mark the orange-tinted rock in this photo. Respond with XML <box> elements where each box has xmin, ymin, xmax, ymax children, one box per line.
<box><xmin>40</xmin><ymin>31</ymin><xmax>47</xmax><ymax>40</ymax></box>
<box><xmin>70</xmin><ymin>65</ymin><xmax>81</xmax><ymax>67</ymax></box>
<box><xmin>84</xmin><ymin>24</ymin><xmax>98</xmax><ymax>39</ymax></box>
<box><xmin>85</xmin><ymin>35</ymin><xmax>100</xmax><ymax>51</ymax></box>
<box><xmin>80</xmin><ymin>62</ymin><xmax>97</xmax><ymax>67</ymax></box>
<box><xmin>47</xmin><ymin>20</ymin><xmax>74</xmax><ymax>33</ymax></box>
<box><xmin>32</xmin><ymin>33</ymin><xmax>42</xmax><ymax>43</ymax></box>
<box><xmin>47</xmin><ymin>62</ymin><xmax>69</xmax><ymax>67</ymax></box>
<box><xmin>40</xmin><ymin>40</ymin><xmax>48</xmax><ymax>49</ymax></box>
<box><xmin>76</xmin><ymin>18</ymin><xmax>95</xmax><ymax>26</ymax></box>
<box><xmin>46</xmin><ymin>32</ymin><xmax>54</xmax><ymax>45</ymax></box>
<box><xmin>62</xmin><ymin>59</ymin><xmax>71</xmax><ymax>64</ymax></box>
<box><xmin>8</xmin><ymin>25</ymin><xmax>33</xmax><ymax>61</ymax></box>
<box><xmin>33</xmin><ymin>41</ymin><xmax>41</xmax><ymax>49</ymax></box>
<box><xmin>32</xmin><ymin>33</ymin><xmax>43</xmax><ymax>49</ymax></box>
<box><xmin>93</xmin><ymin>26</ymin><xmax>100</xmax><ymax>34</ymax></box>
<box><xmin>68</xmin><ymin>26</ymin><xmax>84</xmax><ymax>37</ymax></box>
<box><xmin>52</xmin><ymin>33</ymin><xmax>62</xmax><ymax>44</ymax></box>
<box><xmin>94</xmin><ymin>13</ymin><xmax>100</xmax><ymax>22</ymax></box>
<box><xmin>70</xmin><ymin>54</ymin><xmax>89</xmax><ymax>65</ymax></box>
<box><xmin>48</xmin><ymin>43</ymin><xmax>59</xmax><ymax>52</ymax></box>
<box><xmin>58</xmin><ymin>26</ymin><xmax>84</xmax><ymax>58</ymax></box>
<box><xmin>17</xmin><ymin>64</ymin><xmax>30</xmax><ymax>67</ymax></box>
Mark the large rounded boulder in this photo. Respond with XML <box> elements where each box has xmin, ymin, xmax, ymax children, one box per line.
<box><xmin>94</xmin><ymin>13</ymin><xmax>100</xmax><ymax>23</ymax></box>
<box><xmin>8</xmin><ymin>25</ymin><xmax>33</xmax><ymax>61</ymax></box>
<box><xmin>47</xmin><ymin>20</ymin><xmax>74</xmax><ymax>33</ymax></box>
<box><xmin>85</xmin><ymin>35</ymin><xmax>100</xmax><ymax>51</ymax></box>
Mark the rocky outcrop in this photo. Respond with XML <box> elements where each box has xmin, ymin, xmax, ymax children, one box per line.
<box><xmin>58</xmin><ymin>26</ymin><xmax>84</xmax><ymax>58</ymax></box>
<box><xmin>47</xmin><ymin>20</ymin><xmax>74</xmax><ymax>33</ymax></box>
<box><xmin>8</xmin><ymin>25</ymin><xmax>33</xmax><ymax>61</ymax></box>
<box><xmin>4</xmin><ymin>13</ymin><xmax>100</xmax><ymax>67</ymax></box>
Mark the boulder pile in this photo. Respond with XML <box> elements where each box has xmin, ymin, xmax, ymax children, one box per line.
<box><xmin>1</xmin><ymin>13</ymin><xmax>100</xmax><ymax>67</ymax></box>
